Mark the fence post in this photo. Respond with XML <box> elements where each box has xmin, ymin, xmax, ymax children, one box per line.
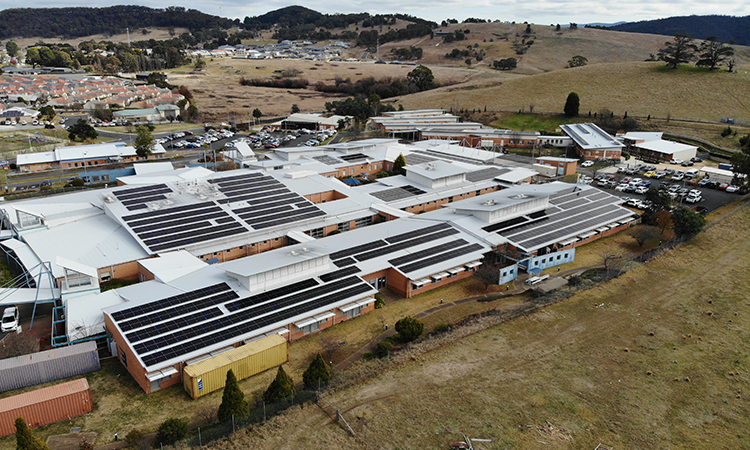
<box><xmin>198</xmin><ymin>427</ymin><xmax>201</xmax><ymax>448</ymax></box>
<box><xmin>263</xmin><ymin>401</ymin><xmax>266</xmax><ymax>422</ymax></box>
<box><xmin>232</xmin><ymin>414</ymin><xmax>235</xmax><ymax>434</ymax></box>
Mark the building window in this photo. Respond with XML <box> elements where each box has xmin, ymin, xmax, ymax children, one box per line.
<box><xmin>301</xmin><ymin>321</ymin><xmax>321</xmax><ymax>335</ymax></box>
<box><xmin>337</xmin><ymin>221</ymin><xmax>350</xmax><ymax>232</ymax></box>
<box><xmin>119</xmin><ymin>348</ymin><xmax>127</xmax><ymax>367</ymax></box>
<box><xmin>309</xmin><ymin>228</ymin><xmax>324</xmax><ymax>238</ymax></box>
<box><xmin>342</xmin><ymin>169</ymin><xmax>347</xmax><ymax>176</ymax></box>
<box><xmin>354</xmin><ymin>216</ymin><xmax>373</xmax><ymax>228</ymax></box>
<box><xmin>345</xmin><ymin>306</ymin><xmax>362</xmax><ymax>319</ymax></box>
<box><xmin>100</xmin><ymin>271</ymin><xmax>111</xmax><ymax>282</ymax></box>
<box><xmin>557</xmin><ymin>255</ymin><xmax>561</xmax><ymax>260</ymax></box>
<box><xmin>274</xmin><ymin>238</ymin><xmax>279</xmax><ymax>242</ymax></box>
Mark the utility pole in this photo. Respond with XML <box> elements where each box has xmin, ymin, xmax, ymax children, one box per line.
<box><xmin>126</xmin><ymin>28</ymin><xmax>131</xmax><ymax>48</ymax></box>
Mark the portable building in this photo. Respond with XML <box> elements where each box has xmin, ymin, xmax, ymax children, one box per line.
<box><xmin>183</xmin><ymin>334</ymin><xmax>288</xmax><ymax>399</ymax></box>
<box><xmin>0</xmin><ymin>341</ymin><xmax>100</xmax><ymax>393</ymax></box>
<box><xmin>0</xmin><ymin>378</ymin><xmax>93</xmax><ymax>437</ymax></box>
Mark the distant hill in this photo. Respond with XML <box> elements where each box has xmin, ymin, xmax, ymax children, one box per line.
<box><xmin>0</xmin><ymin>6</ymin><xmax>235</xmax><ymax>40</ymax></box>
<box><xmin>612</xmin><ymin>15</ymin><xmax>750</xmax><ymax>46</ymax></box>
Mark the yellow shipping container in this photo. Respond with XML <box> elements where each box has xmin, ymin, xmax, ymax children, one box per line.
<box><xmin>183</xmin><ymin>334</ymin><xmax>288</xmax><ymax>399</ymax></box>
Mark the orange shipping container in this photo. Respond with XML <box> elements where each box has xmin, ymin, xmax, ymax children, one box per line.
<box><xmin>0</xmin><ymin>378</ymin><xmax>93</xmax><ymax>437</ymax></box>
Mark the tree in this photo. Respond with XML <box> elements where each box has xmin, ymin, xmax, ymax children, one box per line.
<box><xmin>6</xmin><ymin>41</ymin><xmax>19</xmax><ymax>57</ymax></box>
<box><xmin>642</xmin><ymin>186</ymin><xmax>672</xmax><ymax>224</ymax></box>
<box><xmin>68</xmin><ymin>119</ymin><xmax>98</xmax><ymax>142</ymax></box>
<box><xmin>474</xmin><ymin>263</ymin><xmax>499</xmax><ymax>290</ymax></box>
<box><xmin>252</xmin><ymin>108</ymin><xmax>263</xmax><ymax>120</ymax></box>
<box><xmin>465</xmin><ymin>58</ymin><xmax>472</xmax><ymax>66</ymax></box>
<box><xmin>695</xmin><ymin>37</ymin><xmax>734</xmax><ymax>71</ymax></box>
<box><xmin>133</xmin><ymin>125</ymin><xmax>154</xmax><ymax>158</ymax></box>
<box><xmin>217</xmin><ymin>369</ymin><xmax>248</xmax><ymax>422</ymax></box>
<box><xmin>654</xmin><ymin>210</ymin><xmax>673</xmax><ymax>234</ymax></box>
<box><xmin>302</xmin><ymin>353</ymin><xmax>331</xmax><ymax>389</ymax></box>
<box><xmin>395</xmin><ymin>316</ymin><xmax>424</xmax><ymax>342</ymax></box>
<box><xmin>372</xmin><ymin>341</ymin><xmax>393</xmax><ymax>358</ymax></box>
<box><xmin>671</xmin><ymin>206</ymin><xmax>706</xmax><ymax>239</ymax></box>
<box><xmin>564</xmin><ymin>92</ymin><xmax>580</xmax><ymax>117</ymax></box>
<box><xmin>406</xmin><ymin>65</ymin><xmax>435</xmax><ymax>91</ymax></box>
<box><xmin>628</xmin><ymin>226</ymin><xmax>660</xmax><ymax>247</ymax></box>
<box><xmin>15</xmin><ymin>417</ymin><xmax>50</xmax><ymax>450</ymax></box>
<box><xmin>263</xmin><ymin>366</ymin><xmax>295</xmax><ymax>403</ymax></box>
<box><xmin>566</xmin><ymin>55</ymin><xmax>588</xmax><ymax>68</ymax></box>
<box><xmin>39</xmin><ymin>105</ymin><xmax>55</xmax><ymax>119</ymax></box>
<box><xmin>155</xmin><ymin>418</ymin><xmax>187</xmax><ymax>447</ymax></box>
<box><xmin>291</xmin><ymin>104</ymin><xmax>300</xmax><ymax>114</ymax></box>
<box><xmin>194</xmin><ymin>56</ymin><xmax>206</xmax><ymax>70</ymax></box>
<box><xmin>657</xmin><ymin>34</ymin><xmax>697</xmax><ymax>69</ymax></box>
<box><xmin>392</xmin><ymin>153</ymin><xmax>407</xmax><ymax>176</ymax></box>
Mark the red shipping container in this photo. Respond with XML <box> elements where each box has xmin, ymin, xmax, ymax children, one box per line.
<box><xmin>0</xmin><ymin>378</ymin><xmax>92</xmax><ymax>437</ymax></box>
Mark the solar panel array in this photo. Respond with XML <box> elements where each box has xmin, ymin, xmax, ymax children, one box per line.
<box><xmin>312</xmin><ymin>155</ymin><xmax>343</xmax><ymax>165</ymax></box>
<box><xmin>404</xmin><ymin>153</ymin><xmax>438</xmax><ymax>166</ymax></box>
<box><xmin>111</xmin><ymin>273</ymin><xmax>375</xmax><ymax>367</ymax></box>
<box><xmin>338</xmin><ymin>153</ymin><xmax>368</xmax><ymax>162</ymax></box>
<box><xmin>121</xmin><ymin>201</ymin><xmax>247</xmax><ymax>252</ymax></box>
<box><xmin>210</xmin><ymin>173</ymin><xmax>327</xmax><ymax>229</ymax></box>
<box><xmin>496</xmin><ymin>187</ymin><xmax>633</xmax><ymax>251</ymax></box>
<box><xmin>370</xmin><ymin>185</ymin><xmax>428</xmax><ymax>202</ymax></box>
<box><xmin>113</xmin><ymin>184</ymin><xmax>174</xmax><ymax>211</ymax></box>
<box><xmin>465</xmin><ymin>167</ymin><xmax>511</xmax><ymax>182</ymax></box>
<box><xmin>328</xmin><ymin>222</ymin><xmax>482</xmax><ymax>275</ymax></box>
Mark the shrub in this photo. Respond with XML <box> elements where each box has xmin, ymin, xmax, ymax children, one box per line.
<box><xmin>374</xmin><ymin>294</ymin><xmax>385</xmax><ymax>309</ymax></box>
<box><xmin>263</xmin><ymin>366</ymin><xmax>295</xmax><ymax>403</ymax></box>
<box><xmin>395</xmin><ymin>316</ymin><xmax>424</xmax><ymax>343</ymax></box>
<box><xmin>373</xmin><ymin>341</ymin><xmax>393</xmax><ymax>358</ymax></box>
<box><xmin>70</xmin><ymin>178</ymin><xmax>85</xmax><ymax>187</ymax></box>
<box><xmin>154</xmin><ymin>418</ymin><xmax>187</xmax><ymax>447</ymax></box>
<box><xmin>433</xmin><ymin>323</ymin><xmax>450</xmax><ymax>334</ymax></box>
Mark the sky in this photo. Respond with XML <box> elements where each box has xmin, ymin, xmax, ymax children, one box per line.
<box><xmin>6</xmin><ymin>0</ymin><xmax>750</xmax><ymax>26</ymax></box>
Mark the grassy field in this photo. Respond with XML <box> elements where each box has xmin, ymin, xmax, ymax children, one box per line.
<box><xmin>202</xmin><ymin>198</ymin><xmax>750</xmax><ymax>450</ymax></box>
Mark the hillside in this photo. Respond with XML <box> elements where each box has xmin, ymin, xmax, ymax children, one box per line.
<box><xmin>613</xmin><ymin>15</ymin><xmax>750</xmax><ymax>46</ymax></box>
<box><xmin>0</xmin><ymin>6</ymin><xmax>234</xmax><ymax>40</ymax></box>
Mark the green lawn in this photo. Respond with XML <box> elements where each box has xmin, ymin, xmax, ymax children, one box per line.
<box><xmin>491</xmin><ymin>112</ymin><xmax>588</xmax><ymax>133</ymax></box>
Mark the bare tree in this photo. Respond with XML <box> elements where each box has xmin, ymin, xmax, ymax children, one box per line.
<box><xmin>318</xmin><ymin>335</ymin><xmax>341</xmax><ymax>361</ymax></box>
<box><xmin>628</xmin><ymin>226</ymin><xmax>661</xmax><ymax>247</ymax></box>
<box><xmin>474</xmin><ymin>263</ymin><xmax>499</xmax><ymax>290</ymax></box>
<box><xmin>194</xmin><ymin>406</ymin><xmax>217</xmax><ymax>426</ymax></box>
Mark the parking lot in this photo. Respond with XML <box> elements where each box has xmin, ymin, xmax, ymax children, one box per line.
<box><xmin>580</xmin><ymin>160</ymin><xmax>742</xmax><ymax>213</ymax></box>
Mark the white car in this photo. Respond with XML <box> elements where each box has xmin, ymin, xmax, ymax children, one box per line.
<box><xmin>685</xmin><ymin>194</ymin><xmax>702</xmax><ymax>203</ymax></box>
<box><xmin>634</xmin><ymin>186</ymin><xmax>648</xmax><ymax>194</ymax></box>
<box><xmin>614</xmin><ymin>184</ymin><xmax>628</xmax><ymax>192</ymax></box>
<box><xmin>1</xmin><ymin>306</ymin><xmax>19</xmax><ymax>333</ymax></box>
<box><xmin>725</xmin><ymin>185</ymin><xmax>740</xmax><ymax>193</ymax></box>
<box><xmin>670</xmin><ymin>158</ymin><xmax>683</xmax><ymax>165</ymax></box>
<box><xmin>581</xmin><ymin>161</ymin><xmax>594</xmax><ymax>168</ymax></box>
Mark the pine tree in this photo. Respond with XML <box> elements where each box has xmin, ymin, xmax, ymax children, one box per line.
<box><xmin>393</xmin><ymin>153</ymin><xmax>407</xmax><ymax>176</ymax></box>
<box><xmin>563</xmin><ymin>92</ymin><xmax>580</xmax><ymax>117</ymax></box>
<box><xmin>15</xmin><ymin>417</ymin><xmax>50</xmax><ymax>450</ymax></box>
<box><xmin>263</xmin><ymin>366</ymin><xmax>295</xmax><ymax>403</ymax></box>
<box><xmin>302</xmin><ymin>353</ymin><xmax>331</xmax><ymax>389</ymax></box>
<box><xmin>395</xmin><ymin>316</ymin><xmax>424</xmax><ymax>343</ymax></box>
<box><xmin>217</xmin><ymin>369</ymin><xmax>248</xmax><ymax>422</ymax></box>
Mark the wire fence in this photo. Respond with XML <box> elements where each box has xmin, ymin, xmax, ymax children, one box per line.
<box><xmin>183</xmin><ymin>390</ymin><xmax>318</xmax><ymax>447</ymax></box>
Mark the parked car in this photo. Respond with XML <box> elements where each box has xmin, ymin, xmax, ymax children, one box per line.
<box><xmin>685</xmin><ymin>194</ymin><xmax>702</xmax><ymax>203</ymax></box>
<box><xmin>681</xmin><ymin>160</ymin><xmax>694</xmax><ymax>167</ymax></box>
<box><xmin>725</xmin><ymin>185</ymin><xmax>740</xmax><ymax>193</ymax></box>
<box><xmin>1</xmin><ymin>306</ymin><xmax>19</xmax><ymax>332</ymax></box>
<box><xmin>671</xmin><ymin>173</ymin><xmax>684</xmax><ymax>181</ymax></box>
<box><xmin>670</xmin><ymin>158</ymin><xmax>683</xmax><ymax>164</ymax></box>
<box><xmin>718</xmin><ymin>183</ymin><xmax>730</xmax><ymax>190</ymax></box>
<box><xmin>644</xmin><ymin>170</ymin><xmax>657</xmax><ymax>178</ymax></box>
<box><xmin>634</xmin><ymin>186</ymin><xmax>649</xmax><ymax>194</ymax></box>
<box><xmin>580</xmin><ymin>161</ymin><xmax>594</xmax><ymax>168</ymax></box>
<box><xmin>614</xmin><ymin>184</ymin><xmax>629</xmax><ymax>192</ymax></box>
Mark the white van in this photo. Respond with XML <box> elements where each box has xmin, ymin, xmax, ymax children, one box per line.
<box><xmin>685</xmin><ymin>168</ymin><xmax>700</xmax><ymax>178</ymax></box>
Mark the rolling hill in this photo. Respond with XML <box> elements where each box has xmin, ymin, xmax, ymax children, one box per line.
<box><xmin>612</xmin><ymin>15</ymin><xmax>750</xmax><ymax>46</ymax></box>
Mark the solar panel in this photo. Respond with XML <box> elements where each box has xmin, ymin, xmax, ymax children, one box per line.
<box><xmin>319</xmin><ymin>265</ymin><xmax>361</xmax><ymax>282</ymax></box>
<box><xmin>465</xmin><ymin>167</ymin><xmax>511</xmax><ymax>182</ymax></box>
<box><xmin>111</xmin><ymin>283</ymin><xmax>232</xmax><ymax>322</ymax></box>
<box><xmin>121</xmin><ymin>194</ymin><xmax>168</xmax><ymax>206</ymax></box>
<box><xmin>333</xmin><ymin>257</ymin><xmax>356</xmax><ymax>267</ymax></box>
<box><xmin>122</xmin><ymin>202</ymin><xmax>217</xmax><ymax>222</ymax></box>
<box><xmin>225</xmin><ymin>278</ymin><xmax>319</xmax><ymax>312</ymax></box>
<box><xmin>139</xmin><ymin>278</ymin><xmax>374</xmax><ymax>366</ymax></box>
<box><xmin>251</xmin><ymin>210</ymin><xmax>326</xmax><ymax>229</ymax></box>
<box><xmin>114</xmin><ymin>184</ymin><xmax>170</xmax><ymax>198</ymax></box>
<box><xmin>313</xmin><ymin>155</ymin><xmax>343</xmax><ymax>165</ymax></box>
<box><xmin>143</xmin><ymin>223</ymin><xmax>244</xmax><ymax>247</ymax></box>
<box><xmin>148</xmin><ymin>226</ymin><xmax>248</xmax><ymax>252</ymax></box>
<box><xmin>126</xmin><ymin>204</ymin><xmax>148</xmax><ymax>211</ymax></box>
<box><xmin>208</xmin><ymin>173</ymin><xmax>264</xmax><ymax>184</ymax></box>
<box><xmin>338</xmin><ymin>153</ymin><xmax>368</xmax><ymax>162</ymax></box>
<box><xmin>399</xmin><ymin>243</ymin><xmax>485</xmax><ymax>273</ymax></box>
<box><xmin>331</xmin><ymin>240</ymin><xmax>387</xmax><ymax>260</ymax></box>
<box><xmin>114</xmin><ymin>188</ymin><xmax>173</xmax><ymax>202</ymax></box>
<box><xmin>388</xmin><ymin>239</ymin><xmax>468</xmax><ymax>266</ymax></box>
<box><xmin>482</xmin><ymin>216</ymin><xmax>529</xmax><ymax>233</ymax></box>
<box><xmin>354</xmin><ymin>227</ymin><xmax>460</xmax><ymax>261</ymax></box>
<box><xmin>386</xmin><ymin>223</ymin><xmax>452</xmax><ymax>243</ymax></box>
<box><xmin>128</xmin><ymin>207</ymin><xmax>224</xmax><ymax>229</ymax></box>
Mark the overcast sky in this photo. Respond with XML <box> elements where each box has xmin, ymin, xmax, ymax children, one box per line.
<box><xmin>11</xmin><ymin>1</ymin><xmax>750</xmax><ymax>26</ymax></box>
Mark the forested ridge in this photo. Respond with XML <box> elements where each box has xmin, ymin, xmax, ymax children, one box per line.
<box><xmin>0</xmin><ymin>6</ymin><xmax>236</xmax><ymax>39</ymax></box>
<box><xmin>612</xmin><ymin>15</ymin><xmax>750</xmax><ymax>46</ymax></box>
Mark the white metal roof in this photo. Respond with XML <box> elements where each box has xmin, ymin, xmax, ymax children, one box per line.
<box><xmin>633</xmin><ymin>139</ymin><xmax>697</xmax><ymax>155</ymax></box>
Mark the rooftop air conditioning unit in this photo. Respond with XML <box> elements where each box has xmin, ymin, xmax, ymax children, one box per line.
<box><xmin>103</xmin><ymin>195</ymin><xmax>115</xmax><ymax>203</ymax></box>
